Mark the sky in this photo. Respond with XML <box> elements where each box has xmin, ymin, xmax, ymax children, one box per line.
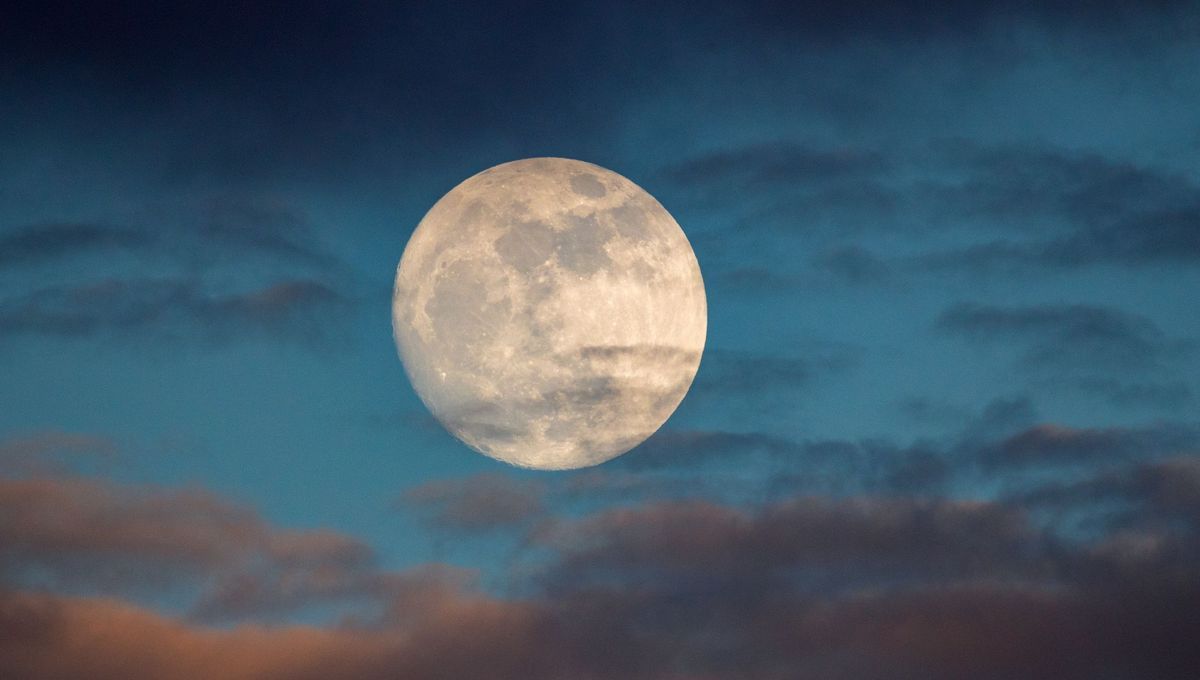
<box><xmin>1</xmin><ymin>1</ymin><xmax>1199</xmax><ymax>677</ymax></box>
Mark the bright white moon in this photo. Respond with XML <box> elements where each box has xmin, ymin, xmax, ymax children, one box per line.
<box><xmin>393</xmin><ymin>158</ymin><xmax>706</xmax><ymax>470</ymax></box>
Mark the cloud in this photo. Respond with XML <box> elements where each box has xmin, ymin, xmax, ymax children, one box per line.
<box><xmin>0</xmin><ymin>223</ymin><xmax>152</xmax><ymax>266</ymax></box>
<box><xmin>621</xmin><ymin>394</ymin><xmax>1033</xmax><ymax>491</ymax></box>
<box><xmin>188</xmin><ymin>528</ymin><xmax>389</xmax><ymax>622</ymax></box>
<box><xmin>683</xmin><ymin>347</ymin><xmax>859</xmax><ymax>408</ymax></box>
<box><xmin>1015</xmin><ymin>455</ymin><xmax>1200</xmax><ymax>529</ymax></box>
<box><xmin>763</xmin><ymin>580</ymin><xmax>1200</xmax><ymax>680</ymax></box>
<box><xmin>672</xmin><ymin>141</ymin><xmax>1200</xmax><ymax>290</ymax></box>
<box><xmin>937</xmin><ymin>302</ymin><xmax>1193</xmax><ymax>373</ymax></box>
<box><xmin>813</xmin><ymin>245</ymin><xmax>892</xmax><ymax>284</ymax></box>
<box><xmin>0</xmin><ymin>199</ymin><xmax>339</xmax><ymax>270</ymax></box>
<box><xmin>618</xmin><ymin>428</ymin><xmax>951</xmax><ymax>496</ymax></box>
<box><xmin>663</xmin><ymin>142</ymin><xmax>888</xmax><ymax>188</ymax></box>
<box><xmin>0</xmin><ymin>431</ymin><xmax>117</xmax><ymax>476</ymax></box>
<box><xmin>4</xmin><ymin>566</ymin><xmax>1196</xmax><ymax>680</ymax></box>
<box><xmin>0</xmin><ymin>196</ymin><xmax>354</xmax><ymax>349</ymax></box>
<box><xmin>0</xmin><ymin>476</ymin><xmax>263</xmax><ymax>591</ymax></box>
<box><xmin>0</xmin><ymin>473</ymin><xmax>404</xmax><ymax>621</ymax></box>
<box><xmin>715</xmin><ymin>266</ymin><xmax>804</xmax><ymax>293</ymax></box>
<box><xmin>1058</xmin><ymin>377</ymin><xmax>1194</xmax><ymax>410</ymax></box>
<box><xmin>4</xmin><ymin>440</ymin><xmax>1200</xmax><ymax>678</ymax></box>
<box><xmin>663</xmin><ymin>142</ymin><xmax>901</xmax><ymax>242</ymax></box>
<box><xmin>920</xmin><ymin>146</ymin><xmax>1200</xmax><ymax>271</ymax></box>
<box><xmin>936</xmin><ymin>145</ymin><xmax>1196</xmax><ymax>229</ymax></box>
<box><xmin>622</xmin><ymin>429</ymin><xmax>803</xmax><ymax>471</ymax></box>
<box><xmin>400</xmin><ymin>474</ymin><xmax>545</xmax><ymax>533</ymax></box>
<box><xmin>982</xmin><ymin>422</ymin><xmax>1200</xmax><ymax>470</ymax></box>
<box><xmin>0</xmin><ymin>278</ymin><xmax>351</xmax><ymax>346</ymax></box>
<box><xmin>0</xmin><ymin>575</ymin><xmax>526</xmax><ymax>680</ymax></box>
<box><xmin>0</xmin><ymin>590</ymin><xmax>378</xmax><ymax>680</ymax></box>
<box><xmin>181</xmin><ymin>199</ymin><xmax>340</xmax><ymax>268</ymax></box>
<box><xmin>616</xmin><ymin>400</ymin><xmax>1199</xmax><ymax>503</ymax></box>
<box><xmin>537</xmin><ymin>497</ymin><xmax>1043</xmax><ymax>588</ymax></box>
<box><xmin>529</xmin><ymin>476</ymin><xmax>1196</xmax><ymax>679</ymax></box>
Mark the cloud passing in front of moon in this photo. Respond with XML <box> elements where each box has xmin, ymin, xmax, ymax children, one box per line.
<box><xmin>393</xmin><ymin>158</ymin><xmax>707</xmax><ymax>470</ymax></box>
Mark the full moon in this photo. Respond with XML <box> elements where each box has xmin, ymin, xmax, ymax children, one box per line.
<box><xmin>392</xmin><ymin>158</ymin><xmax>706</xmax><ymax>470</ymax></box>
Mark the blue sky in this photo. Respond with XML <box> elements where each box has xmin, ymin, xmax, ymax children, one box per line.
<box><xmin>2</xmin><ymin>2</ymin><xmax>1199</xmax><ymax>678</ymax></box>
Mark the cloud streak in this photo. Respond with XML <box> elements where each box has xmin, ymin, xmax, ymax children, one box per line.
<box><xmin>937</xmin><ymin>302</ymin><xmax>1193</xmax><ymax>374</ymax></box>
<box><xmin>0</xmin><ymin>278</ymin><xmax>351</xmax><ymax>346</ymax></box>
<box><xmin>0</xmin><ymin>223</ymin><xmax>152</xmax><ymax>266</ymax></box>
<box><xmin>1</xmin><ymin>198</ymin><xmax>340</xmax><ymax>270</ymax></box>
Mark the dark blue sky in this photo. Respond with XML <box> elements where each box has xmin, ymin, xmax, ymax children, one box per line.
<box><xmin>2</xmin><ymin>2</ymin><xmax>1199</xmax><ymax>678</ymax></box>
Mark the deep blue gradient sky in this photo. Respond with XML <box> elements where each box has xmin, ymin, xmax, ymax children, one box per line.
<box><xmin>2</xmin><ymin>2</ymin><xmax>1199</xmax><ymax>678</ymax></box>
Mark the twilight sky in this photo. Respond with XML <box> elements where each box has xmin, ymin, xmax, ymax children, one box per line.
<box><xmin>2</xmin><ymin>2</ymin><xmax>1199</xmax><ymax>678</ymax></box>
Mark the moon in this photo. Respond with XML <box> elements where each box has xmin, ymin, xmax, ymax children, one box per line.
<box><xmin>392</xmin><ymin>158</ymin><xmax>706</xmax><ymax>470</ymax></box>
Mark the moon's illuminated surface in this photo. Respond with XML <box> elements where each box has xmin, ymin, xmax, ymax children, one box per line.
<box><xmin>392</xmin><ymin>158</ymin><xmax>706</xmax><ymax>470</ymax></box>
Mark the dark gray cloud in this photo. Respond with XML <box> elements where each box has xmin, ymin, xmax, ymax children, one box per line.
<box><xmin>1018</xmin><ymin>454</ymin><xmax>1200</xmax><ymax>507</ymax></box>
<box><xmin>981</xmin><ymin>422</ymin><xmax>1200</xmax><ymax>470</ymax></box>
<box><xmin>622</xmin><ymin>429</ymin><xmax>803</xmax><ymax>471</ymax></box>
<box><xmin>693</xmin><ymin>351</ymin><xmax>809</xmax><ymax>393</ymax></box>
<box><xmin>813</xmin><ymin>245</ymin><xmax>893</xmax><ymax>284</ymax></box>
<box><xmin>620</xmin><ymin>427</ymin><xmax>953</xmax><ymax>497</ymax></box>
<box><xmin>619</xmin><ymin>401</ymin><xmax>1199</xmax><ymax>503</ymax></box>
<box><xmin>665</xmin><ymin>141</ymin><xmax>902</xmax><ymax>244</ymax></box>
<box><xmin>0</xmin><ymin>223</ymin><xmax>152</xmax><ymax>266</ymax></box>
<box><xmin>518</xmin><ymin>475</ymin><xmax>1197</xmax><ymax>680</ymax></box>
<box><xmin>690</xmin><ymin>346</ymin><xmax>859</xmax><ymax>397</ymax></box>
<box><xmin>714</xmin><ymin>266</ymin><xmax>804</xmax><ymax>293</ymax></box>
<box><xmin>1054</xmin><ymin>377</ymin><xmax>1194</xmax><ymax>411</ymax></box>
<box><xmin>400</xmin><ymin>474</ymin><xmax>545</xmax><ymax>533</ymax></box>
<box><xmin>663</xmin><ymin>142</ymin><xmax>888</xmax><ymax>188</ymax></box>
<box><xmin>921</xmin><ymin>146</ymin><xmax>1200</xmax><ymax>272</ymax></box>
<box><xmin>176</xmin><ymin>199</ymin><xmax>341</xmax><ymax>268</ymax></box>
<box><xmin>935</xmin><ymin>145</ymin><xmax>1197</xmax><ymax>230</ymax></box>
<box><xmin>535</xmin><ymin>497</ymin><xmax>1047</xmax><ymax>594</ymax></box>
<box><xmin>671</xmin><ymin>141</ymin><xmax>1200</xmax><ymax>291</ymax></box>
<box><xmin>921</xmin><ymin>208</ymin><xmax>1200</xmax><ymax>274</ymax></box>
<box><xmin>937</xmin><ymin>302</ymin><xmax>1194</xmax><ymax>373</ymax></box>
<box><xmin>0</xmin><ymin>278</ymin><xmax>351</xmax><ymax>346</ymax></box>
<box><xmin>0</xmin><ymin>196</ymin><xmax>354</xmax><ymax>349</ymax></box>
<box><xmin>1010</xmin><ymin>456</ymin><xmax>1200</xmax><ymax>551</ymax></box>
<box><xmin>0</xmin><ymin>199</ymin><xmax>340</xmax><ymax>270</ymax></box>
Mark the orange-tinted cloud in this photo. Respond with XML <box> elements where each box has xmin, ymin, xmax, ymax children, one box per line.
<box><xmin>0</xmin><ymin>474</ymin><xmax>387</xmax><ymax>620</ymax></box>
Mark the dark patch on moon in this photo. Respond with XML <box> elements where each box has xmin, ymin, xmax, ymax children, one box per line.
<box><xmin>425</xmin><ymin>260</ymin><xmax>511</xmax><ymax>348</ymax></box>
<box><xmin>494</xmin><ymin>219</ymin><xmax>556</xmax><ymax>272</ymax></box>
<box><xmin>569</xmin><ymin>173</ymin><xmax>607</xmax><ymax>198</ymax></box>
<box><xmin>556</xmin><ymin>213</ymin><xmax>613</xmax><ymax>275</ymax></box>
<box><xmin>608</xmin><ymin>199</ymin><xmax>653</xmax><ymax>242</ymax></box>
